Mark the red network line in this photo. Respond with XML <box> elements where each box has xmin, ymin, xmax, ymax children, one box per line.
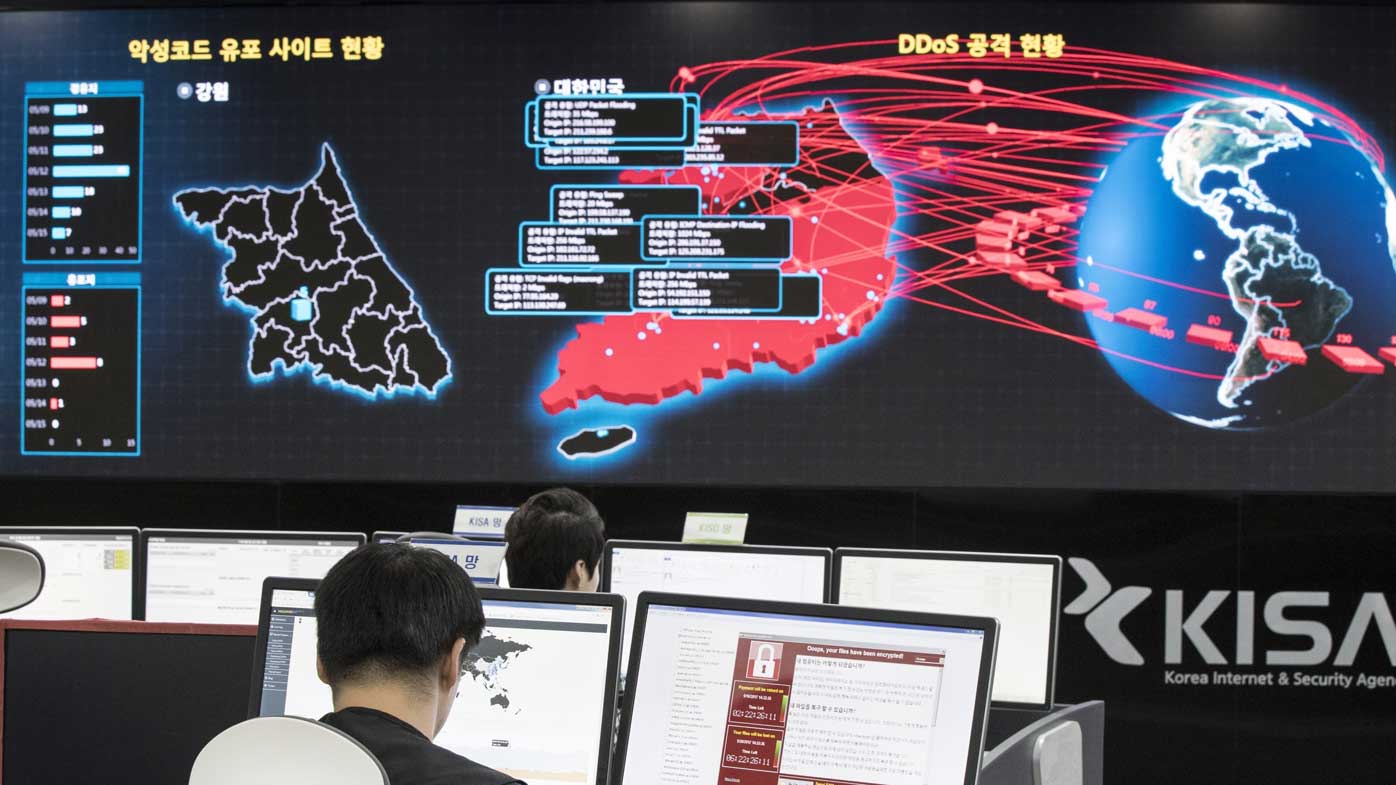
<box><xmin>653</xmin><ymin>40</ymin><xmax>1382</xmax><ymax>380</ymax></box>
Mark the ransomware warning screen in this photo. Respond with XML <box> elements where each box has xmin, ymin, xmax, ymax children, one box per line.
<box><xmin>3</xmin><ymin>3</ymin><xmax>1396</xmax><ymax>490</ymax></box>
<box><xmin>717</xmin><ymin>636</ymin><xmax>946</xmax><ymax>785</ymax></box>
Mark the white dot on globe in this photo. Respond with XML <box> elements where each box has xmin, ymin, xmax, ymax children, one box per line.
<box><xmin>1193</xmin><ymin>249</ymin><xmax>1206</xmax><ymax>261</ymax></box>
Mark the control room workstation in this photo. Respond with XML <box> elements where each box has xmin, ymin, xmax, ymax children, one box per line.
<box><xmin>1</xmin><ymin>2</ymin><xmax>1387</xmax><ymax>785</ymax></box>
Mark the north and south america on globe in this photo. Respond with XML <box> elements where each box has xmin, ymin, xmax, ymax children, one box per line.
<box><xmin>1079</xmin><ymin>97</ymin><xmax>1396</xmax><ymax>428</ymax></box>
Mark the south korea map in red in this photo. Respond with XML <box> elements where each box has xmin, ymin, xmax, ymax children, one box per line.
<box><xmin>540</xmin><ymin>102</ymin><xmax>897</xmax><ymax>413</ymax></box>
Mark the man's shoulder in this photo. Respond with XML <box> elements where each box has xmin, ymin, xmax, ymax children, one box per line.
<box><xmin>318</xmin><ymin>708</ymin><xmax>524</xmax><ymax>785</ymax></box>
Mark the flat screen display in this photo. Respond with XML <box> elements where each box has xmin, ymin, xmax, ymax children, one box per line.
<box><xmin>619</xmin><ymin>598</ymin><xmax>995</xmax><ymax>785</ymax></box>
<box><xmin>836</xmin><ymin>550</ymin><xmax>1059</xmax><ymax>706</ymax></box>
<box><xmin>0</xmin><ymin>527</ymin><xmax>136</xmax><ymax>619</ymax></box>
<box><xmin>2</xmin><ymin>3</ymin><xmax>1394</xmax><ymax>491</ymax></box>
<box><xmin>256</xmin><ymin>586</ymin><xmax>621</xmax><ymax>785</ymax></box>
<box><xmin>143</xmin><ymin>530</ymin><xmax>361</xmax><ymax>623</ymax></box>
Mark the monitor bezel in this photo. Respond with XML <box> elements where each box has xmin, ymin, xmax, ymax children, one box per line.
<box><xmin>0</xmin><ymin>526</ymin><xmax>142</xmax><ymax>620</ymax></box>
<box><xmin>248</xmin><ymin>576</ymin><xmax>321</xmax><ymax>719</ymax></box>
<box><xmin>600</xmin><ymin>539</ymin><xmax>835</xmax><ymax>602</ymax></box>
<box><xmin>832</xmin><ymin>547</ymin><xmax>1062</xmax><ymax>710</ymax></box>
<box><xmin>249</xmin><ymin>577</ymin><xmax>627</xmax><ymax>785</ymax></box>
<box><xmin>140</xmin><ymin>529</ymin><xmax>364</xmax><ymax>622</ymax></box>
<box><xmin>370</xmin><ymin>530</ymin><xmax>408</xmax><ymax>543</ymax></box>
<box><xmin>613</xmin><ymin>590</ymin><xmax>999</xmax><ymax>785</ymax></box>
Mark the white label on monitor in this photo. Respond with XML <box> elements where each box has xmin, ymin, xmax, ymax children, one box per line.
<box><xmin>453</xmin><ymin>506</ymin><xmax>514</xmax><ymax>539</ymax></box>
<box><xmin>681</xmin><ymin>512</ymin><xmax>748</xmax><ymax>544</ymax></box>
<box><xmin>412</xmin><ymin>539</ymin><xmax>507</xmax><ymax>585</ymax></box>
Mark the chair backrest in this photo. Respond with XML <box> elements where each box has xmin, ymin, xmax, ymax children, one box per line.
<box><xmin>0</xmin><ymin>540</ymin><xmax>44</xmax><ymax>614</ymax></box>
<box><xmin>189</xmin><ymin>716</ymin><xmax>388</xmax><ymax>785</ymax></box>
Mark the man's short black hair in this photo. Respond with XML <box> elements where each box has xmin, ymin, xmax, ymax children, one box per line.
<box><xmin>504</xmin><ymin>487</ymin><xmax>606</xmax><ymax>590</ymax></box>
<box><xmin>316</xmin><ymin>543</ymin><xmax>485</xmax><ymax>690</ymax></box>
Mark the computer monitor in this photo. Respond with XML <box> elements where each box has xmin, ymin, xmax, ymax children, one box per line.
<box><xmin>600</xmin><ymin>540</ymin><xmax>832</xmax><ymax>672</ymax></box>
<box><xmin>615</xmin><ymin>592</ymin><xmax>998</xmax><ymax>785</ymax></box>
<box><xmin>453</xmin><ymin>505</ymin><xmax>515</xmax><ymax>539</ymax></box>
<box><xmin>251</xmin><ymin>578</ymin><xmax>624</xmax><ymax>785</ymax></box>
<box><xmin>141</xmin><ymin>529</ymin><xmax>363</xmax><ymax>623</ymax></box>
<box><xmin>0</xmin><ymin>527</ymin><xmax>138</xmax><ymax>620</ymax></box>
<box><xmin>408</xmin><ymin>537</ymin><xmax>508</xmax><ymax>585</ymax></box>
<box><xmin>371</xmin><ymin>530</ymin><xmax>407</xmax><ymax>543</ymax></box>
<box><xmin>834</xmin><ymin>549</ymin><xmax>1062</xmax><ymax>708</ymax></box>
<box><xmin>0</xmin><ymin>619</ymin><xmax>255</xmax><ymax>785</ymax></box>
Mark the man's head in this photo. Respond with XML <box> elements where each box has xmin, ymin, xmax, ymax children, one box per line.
<box><xmin>504</xmin><ymin>487</ymin><xmax>606</xmax><ymax>591</ymax></box>
<box><xmin>315</xmin><ymin>543</ymin><xmax>485</xmax><ymax>736</ymax></box>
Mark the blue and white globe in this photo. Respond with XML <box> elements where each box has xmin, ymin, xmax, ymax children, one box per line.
<box><xmin>1077</xmin><ymin>97</ymin><xmax>1396</xmax><ymax>428</ymax></box>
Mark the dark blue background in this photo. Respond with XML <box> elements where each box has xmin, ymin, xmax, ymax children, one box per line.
<box><xmin>3</xmin><ymin>3</ymin><xmax>1396</xmax><ymax>491</ymax></box>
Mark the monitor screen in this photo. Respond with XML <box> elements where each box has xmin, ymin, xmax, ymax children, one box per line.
<box><xmin>143</xmin><ymin>531</ymin><xmax>362</xmax><ymax>623</ymax></box>
<box><xmin>453</xmin><ymin>506</ymin><xmax>515</xmax><ymax>539</ymax></box>
<box><xmin>618</xmin><ymin>597</ymin><xmax>996</xmax><ymax>785</ymax></box>
<box><xmin>836</xmin><ymin>550</ymin><xmax>1060</xmax><ymax>707</ymax></box>
<box><xmin>604</xmin><ymin>542</ymin><xmax>830</xmax><ymax>671</ymax></box>
<box><xmin>0</xmin><ymin>528</ymin><xmax>137</xmax><ymax>620</ymax></box>
<box><xmin>371</xmin><ymin>531</ymin><xmax>407</xmax><ymax>544</ymax></box>
<box><xmin>409</xmin><ymin>537</ymin><xmax>507</xmax><ymax>585</ymax></box>
<box><xmin>255</xmin><ymin>584</ymin><xmax>621</xmax><ymax>785</ymax></box>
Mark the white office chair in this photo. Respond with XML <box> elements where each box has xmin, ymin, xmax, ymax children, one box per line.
<box><xmin>188</xmin><ymin>716</ymin><xmax>387</xmax><ymax>785</ymax></box>
<box><xmin>0</xmin><ymin>540</ymin><xmax>44</xmax><ymax>614</ymax></box>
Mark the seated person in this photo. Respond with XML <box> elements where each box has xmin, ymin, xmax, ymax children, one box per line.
<box><xmin>503</xmin><ymin>487</ymin><xmax>606</xmax><ymax>591</ymax></box>
<box><xmin>315</xmin><ymin>543</ymin><xmax>524</xmax><ymax>785</ymax></box>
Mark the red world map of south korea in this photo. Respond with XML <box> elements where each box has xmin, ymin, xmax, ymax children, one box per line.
<box><xmin>540</xmin><ymin>102</ymin><xmax>897</xmax><ymax>413</ymax></box>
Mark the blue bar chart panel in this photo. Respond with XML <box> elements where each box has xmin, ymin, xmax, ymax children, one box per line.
<box><xmin>21</xmin><ymin>273</ymin><xmax>141</xmax><ymax>456</ymax></box>
<box><xmin>24</xmin><ymin>82</ymin><xmax>143</xmax><ymax>263</ymax></box>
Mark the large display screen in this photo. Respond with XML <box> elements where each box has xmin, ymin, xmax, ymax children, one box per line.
<box><xmin>2</xmin><ymin>3</ymin><xmax>1393</xmax><ymax>490</ymax></box>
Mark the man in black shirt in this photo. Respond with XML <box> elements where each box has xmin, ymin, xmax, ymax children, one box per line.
<box><xmin>503</xmin><ymin>487</ymin><xmax>606</xmax><ymax>591</ymax></box>
<box><xmin>314</xmin><ymin>543</ymin><xmax>525</xmax><ymax>785</ymax></box>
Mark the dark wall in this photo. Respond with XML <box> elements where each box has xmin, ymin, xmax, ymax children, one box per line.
<box><xmin>3</xmin><ymin>479</ymin><xmax>1394</xmax><ymax>785</ymax></box>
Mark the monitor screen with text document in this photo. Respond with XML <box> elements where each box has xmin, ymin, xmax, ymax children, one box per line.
<box><xmin>834</xmin><ymin>549</ymin><xmax>1061</xmax><ymax>707</ymax></box>
<box><xmin>616</xmin><ymin>592</ymin><xmax>998</xmax><ymax>785</ymax></box>
<box><xmin>0</xmin><ymin>527</ymin><xmax>137</xmax><ymax>620</ymax></box>
<box><xmin>601</xmin><ymin>541</ymin><xmax>831</xmax><ymax>673</ymax></box>
<box><xmin>409</xmin><ymin>537</ymin><xmax>507</xmax><ymax>585</ymax></box>
<box><xmin>142</xmin><ymin>530</ymin><xmax>363</xmax><ymax>624</ymax></box>
<box><xmin>251</xmin><ymin>579</ymin><xmax>623</xmax><ymax>785</ymax></box>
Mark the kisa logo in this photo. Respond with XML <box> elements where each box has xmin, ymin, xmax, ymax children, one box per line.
<box><xmin>1064</xmin><ymin>558</ymin><xmax>1396</xmax><ymax>668</ymax></box>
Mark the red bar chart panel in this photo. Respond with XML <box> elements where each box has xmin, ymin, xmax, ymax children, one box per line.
<box><xmin>1321</xmin><ymin>345</ymin><xmax>1384</xmax><ymax>375</ymax></box>
<box><xmin>1257</xmin><ymin>337</ymin><xmax>1308</xmax><ymax>365</ymax></box>
<box><xmin>1186</xmin><ymin>324</ymin><xmax>1234</xmax><ymax>351</ymax></box>
<box><xmin>1114</xmin><ymin>307</ymin><xmax>1168</xmax><ymax>333</ymax></box>
<box><xmin>21</xmin><ymin>282</ymin><xmax>139</xmax><ymax>455</ymax></box>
